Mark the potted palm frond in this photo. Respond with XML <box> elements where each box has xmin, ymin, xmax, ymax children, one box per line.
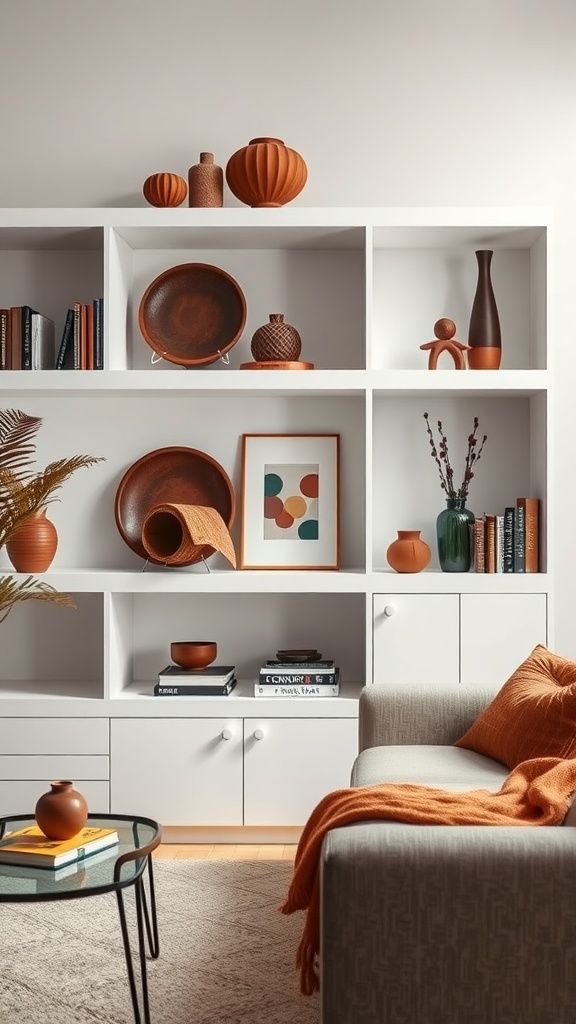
<box><xmin>0</xmin><ymin>408</ymin><xmax>104</xmax><ymax>620</ymax></box>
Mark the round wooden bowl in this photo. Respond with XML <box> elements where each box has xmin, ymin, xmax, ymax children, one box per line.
<box><xmin>171</xmin><ymin>641</ymin><xmax>217</xmax><ymax>670</ymax></box>
<box><xmin>139</xmin><ymin>262</ymin><xmax>247</xmax><ymax>366</ymax></box>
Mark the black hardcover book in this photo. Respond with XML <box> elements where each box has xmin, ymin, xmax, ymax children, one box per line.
<box><xmin>93</xmin><ymin>297</ymin><xmax>104</xmax><ymax>369</ymax></box>
<box><xmin>259</xmin><ymin>669</ymin><xmax>339</xmax><ymax>685</ymax></box>
<box><xmin>21</xmin><ymin>305</ymin><xmax>37</xmax><ymax>370</ymax></box>
<box><xmin>513</xmin><ymin>503</ymin><xmax>525</xmax><ymax>573</ymax></box>
<box><xmin>503</xmin><ymin>506</ymin><xmax>515</xmax><ymax>573</ymax></box>
<box><xmin>158</xmin><ymin>664</ymin><xmax>235</xmax><ymax>684</ymax></box>
<box><xmin>154</xmin><ymin>678</ymin><xmax>237</xmax><ymax>697</ymax></box>
<box><xmin>55</xmin><ymin>309</ymin><xmax>75</xmax><ymax>369</ymax></box>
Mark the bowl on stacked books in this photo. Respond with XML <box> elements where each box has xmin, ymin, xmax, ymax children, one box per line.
<box><xmin>255</xmin><ymin>652</ymin><xmax>340</xmax><ymax>697</ymax></box>
<box><xmin>155</xmin><ymin>661</ymin><xmax>237</xmax><ymax>697</ymax></box>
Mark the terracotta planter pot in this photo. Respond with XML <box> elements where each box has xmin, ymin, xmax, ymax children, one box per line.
<box><xmin>386</xmin><ymin>530</ymin><xmax>431</xmax><ymax>573</ymax></box>
<box><xmin>225</xmin><ymin>137</ymin><xmax>307</xmax><ymax>208</ymax></box>
<box><xmin>35</xmin><ymin>780</ymin><xmax>88</xmax><ymax>840</ymax></box>
<box><xmin>6</xmin><ymin>510</ymin><xmax>58</xmax><ymax>572</ymax></box>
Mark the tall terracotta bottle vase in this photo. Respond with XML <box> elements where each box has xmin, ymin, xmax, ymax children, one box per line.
<box><xmin>6</xmin><ymin>510</ymin><xmax>58</xmax><ymax>571</ymax></box>
<box><xmin>188</xmin><ymin>152</ymin><xmax>223</xmax><ymax>207</ymax></box>
<box><xmin>467</xmin><ymin>249</ymin><xmax>502</xmax><ymax>369</ymax></box>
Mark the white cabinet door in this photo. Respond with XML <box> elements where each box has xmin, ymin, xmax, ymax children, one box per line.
<box><xmin>243</xmin><ymin>717</ymin><xmax>358</xmax><ymax>826</ymax></box>
<box><xmin>373</xmin><ymin>594</ymin><xmax>460</xmax><ymax>685</ymax></box>
<box><xmin>460</xmin><ymin>593</ymin><xmax>547</xmax><ymax>686</ymax></box>
<box><xmin>110</xmin><ymin>718</ymin><xmax>243</xmax><ymax>826</ymax></box>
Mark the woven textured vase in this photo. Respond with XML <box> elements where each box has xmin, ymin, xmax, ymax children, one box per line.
<box><xmin>188</xmin><ymin>152</ymin><xmax>223</xmax><ymax>207</ymax></box>
<box><xmin>6</xmin><ymin>510</ymin><xmax>58</xmax><ymax>572</ymax></box>
<box><xmin>35</xmin><ymin>780</ymin><xmax>88</xmax><ymax>840</ymax></box>
<box><xmin>143</xmin><ymin>172</ymin><xmax>187</xmax><ymax>208</ymax></box>
<box><xmin>225</xmin><ymin>137</ymin><xmax>307</xmax><ymax>208</ymax></box>
<box><xmin>251</xmin><ymin>313</ymin><xmax>302</xmax><ymax>362</ymax></box>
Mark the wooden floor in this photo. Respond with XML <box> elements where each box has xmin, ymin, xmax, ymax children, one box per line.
<box><xmin>154</xmin><ymin>843</ymin><xmax>297</xmax><ymax>861</ymax></box>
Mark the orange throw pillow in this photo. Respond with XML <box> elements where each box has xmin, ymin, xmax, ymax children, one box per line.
<box><xmin>455</xmin><ymin>645</ymin><xmax>576</xmax><ymax>768</ymax></box>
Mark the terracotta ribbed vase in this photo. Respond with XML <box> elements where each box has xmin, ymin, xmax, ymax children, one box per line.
<box><xmin>251</xmin><ymin>313</ymin><xmax>302</xmax><ymax>362</ymax></box>
<box><xmin>143</xmin><ymin>172</ymin><xmax>187</xmax><ymax>208</ymax></box>
<box><xmin>35</xmin><ymin>780</ymin><xmax>88</xmax><ymax>840</ymax></box>
<box><xmin>6</xmin><ymin>510</ymin><xmax>58</xmax><ymax>572</ymax></box>
<box><xmin>225</xmin><ymin>137</ymin><xmax>307</xmax><ymax>208</ymax></box>
<box><xmin>188</xmin><ymin>152</ymin><xmax>223</xmax><ymax>207</ymax></box>
<box><xmin>467</xmin><ymin>250</ymin><xmax>502</xmax><ymax>369</ymax></box>
<box><xmin>386</xmin><ymin>530</ymin><xmax>431</xmax><ymax>573</ymax></box>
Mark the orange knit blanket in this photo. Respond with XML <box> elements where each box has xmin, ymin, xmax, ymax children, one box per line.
<box><xmin>280</xmin><ymin>756</ymin><xmax>576</xmax><ymax>995</ymax></box>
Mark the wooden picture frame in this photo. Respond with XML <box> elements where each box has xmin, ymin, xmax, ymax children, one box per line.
<box><xmin>240</xmin><ymin>434</ymin><xmax>340</xmax><ymax>570</ymax></box>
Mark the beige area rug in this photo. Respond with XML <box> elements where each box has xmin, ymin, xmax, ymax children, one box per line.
<box><xmin>0</xmin><ymin>858</ymin><xmax>319</xmax><ymax>1024</ymax></box>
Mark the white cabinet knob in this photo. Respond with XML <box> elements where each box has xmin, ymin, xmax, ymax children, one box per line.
<box><xmin>221</xmin><ymin>728</ymin><xmax>233</xmax><ymax>741</ymax></box>
<box><xmin>384</xmin><ymin>605</ymin><xmax>396</xmax><ymax>617</ymax></box>
<box><xmin>253</xmin><ymin>728</ymin><xmax>265</xmax><ymax>741</ymax></box>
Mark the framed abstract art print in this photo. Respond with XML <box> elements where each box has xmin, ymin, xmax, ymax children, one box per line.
<box><xmin>240</xmin><ymin>434</ymin><xmax>340</xmax><ymax>570</ymax></box>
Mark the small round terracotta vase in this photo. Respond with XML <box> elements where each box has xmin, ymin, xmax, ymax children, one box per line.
<box><xmin>143</xmin><ymin>172</ymin><xmax>187</xmax><ymax>208</ymax></box>
<box><xmin>35</xmin><ymin>780</ymin><xmax>88</xmax><ymax>840</ymax></box>
<box><xmin>386</xmin><ymin>530</ymin><xmax>431</xmax><ymax>573</ymax></box>
<box><xmin>6</xmin><ymin>510</ymin><xmax>58</xmax><ymax>572</ymax></box>
<box><xmin>251</xmin><ymin>313</ymin><xmax>302</xmax><ymax>362</ymax></box>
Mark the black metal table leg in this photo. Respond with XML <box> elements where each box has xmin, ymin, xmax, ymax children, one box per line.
<box><xmin>115</xmin><ymin>856</ymin><xmax>160</xmax><ymax>1024</ymax></box>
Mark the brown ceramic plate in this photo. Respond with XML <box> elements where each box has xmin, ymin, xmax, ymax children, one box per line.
<box><xmin>114</xmin><ymin>446</ymin><xmax>236</xmax><ymax>566</ymax></box>
<box><xmin>139</xmin><ymin>262</ymin><xmax>247</xmax><ymax>367</ymax></box>
<box><xmin>276</xmin><ymin>649</ymin><xmax>322</xmax><ymax>662</ymax></box>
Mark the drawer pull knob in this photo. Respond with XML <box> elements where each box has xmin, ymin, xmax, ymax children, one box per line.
<box><xmin>221</xmin><ymin>728</ymin><xmax>233</xmax><ymax>741</ymax></box>
<box><xmin>253</xmin><ymin>728</ymin><xmax>265</xmax><ymax>741</ymax></box>
<box><xmin>384</xmin><ymin>605</ymin><xmax>396</xmax><ymax>617</ymax></box>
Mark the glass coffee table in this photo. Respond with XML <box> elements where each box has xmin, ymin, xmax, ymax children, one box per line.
<box><xmin>0</xmin><ymin>812</ymin><xmax>162</xmax><ymax>1024</ymax></box>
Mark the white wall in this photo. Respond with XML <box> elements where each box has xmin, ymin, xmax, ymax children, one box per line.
<box><xmin>1</xmin><ymin>0</ymin><xmax>575</xmax><ymax>654</ymax></box>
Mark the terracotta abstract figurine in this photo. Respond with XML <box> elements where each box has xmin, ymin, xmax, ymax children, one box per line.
<box><xmin>420</xmin><ymin>318</ymin><xmax>470</xmax><ymax>369</ymax></box>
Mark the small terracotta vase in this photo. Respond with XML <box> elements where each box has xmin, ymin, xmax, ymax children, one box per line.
<box><xmin>35</xmin><ymin>780</ymin><xmax>88</xmax><ymax>840</ymax></box>
<box><xmin>6</xmin><ymin>510</ymin><xmax>58</xmax><ymax>572</ymax></box>
<box><xmin>386</xmin><ymin>530</ymin><xmax>431</xmax><ymax>573</ymax></box>
<box><xmin>251</xmin><ymin>313</ymin><xmax>302</xmax><ymax>362</ymax></box>
<box><xmin>225</xmin><ymin>137</ymin><xmax>307</xmax><ymax>208</ymax></box>
<box><xmin>143</xmin><ymin>172</ymin><xmax>187</xmax><ymax>208</ymax></box>
<box><xmin>188</xmin><ymin>152</ymin><xmax>223</xmax><ymax>207</ymax></box>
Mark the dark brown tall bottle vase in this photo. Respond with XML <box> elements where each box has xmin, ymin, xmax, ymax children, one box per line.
<box><xmin>467</xmin><ymin>249</ymin><xmax>502</xmax><ymax>369</ymax></box>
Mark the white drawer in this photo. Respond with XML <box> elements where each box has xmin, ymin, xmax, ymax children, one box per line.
<box><xmin>0</xmin><ymin>718</ymin><xmax>109</xmax><ymax>755</ymax></box>
<box><xmin>0</xmin><ymin>755</ymin><xmax>109</xmax><ymax>780</ymax></box>
<box><xmin>0</xmin><ymin>780</ymin><xmax>110</xmax><ymax>815</ymax></box>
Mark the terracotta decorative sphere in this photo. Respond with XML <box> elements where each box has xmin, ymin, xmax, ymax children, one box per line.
<box><xmin>143</xmin><ymin>172</ymin><xmax>187</xmax><ymax>208</ymax></box>
<box><xmin>434</xmin><ymin>318</ymin><xmax>457</xmax><ymax>341</ymax></box>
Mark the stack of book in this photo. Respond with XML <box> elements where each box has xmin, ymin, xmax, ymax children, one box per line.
<box><xmin>55</xmin><ymin>299</ymin><xmax>104</xmax><ymax>370</ymax></box>
<box><xmin>0</xmin><ymin>824</ymin><xmax>119</xmax><ymax>870</ymax></box>
<box><xmin>473</xmin><ymin>497</ymin><xmax>540</xmax><ymax>573</ymax></box>
<box><xmin>255</xmin><ymin>658</ymin><xmax>340</xmax><ymax>697</ymax></box>
<box><xmin>0</xmin><ymin>305</ymin><xmax>55</xmax><ymax>369</ymax></box>
<box><xmin>154</xmin><ymin>664</ymin><xmax>237</xmax><ymax>697</ymax></box>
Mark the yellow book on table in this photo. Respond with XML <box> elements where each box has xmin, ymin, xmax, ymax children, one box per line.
<box><xmin>0</xmin><ymin>825</ymin><xmax>119</xmax><ymax>869</ymax></box>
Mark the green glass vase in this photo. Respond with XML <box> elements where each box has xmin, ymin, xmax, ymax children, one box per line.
<box><xmin>436</xmin><ymin>498</ymin><xmax>475</xmax><ymax>572</ymax></box>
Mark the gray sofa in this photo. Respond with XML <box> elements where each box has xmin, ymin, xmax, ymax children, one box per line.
<box><xmin>319</xmin><ymin>684</ymin><xmax>576</xmax><ymax>1024</ymax></box>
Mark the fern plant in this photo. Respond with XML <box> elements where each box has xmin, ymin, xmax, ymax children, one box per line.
<box><xmin>0</xmin><ymin>408</ymin><xmax>104</xmax><ymax>621</ymax></box>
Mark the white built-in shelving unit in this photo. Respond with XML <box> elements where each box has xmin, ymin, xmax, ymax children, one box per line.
<box><xmin>0</xmin><ymin>207</ymin><xmax>552</xmax><ymax>838</ymax></box>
